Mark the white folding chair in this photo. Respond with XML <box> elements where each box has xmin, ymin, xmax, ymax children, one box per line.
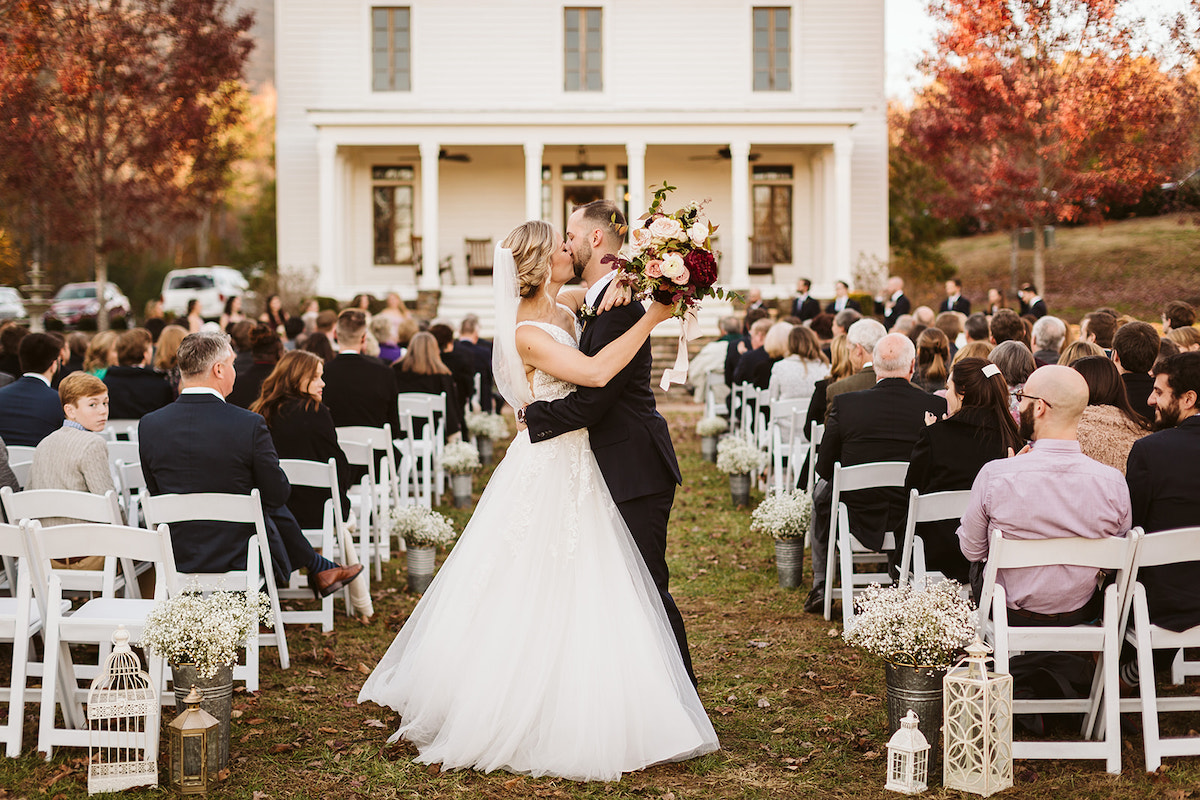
<box><xmin>395</xmin><ymin>393</ymin><xmax>447</xmax><ymax>503</ymax></box>
<box><xmin>336</xmin><ymin>427</ymin><xmax>393</xmax><ymax>577</ymax></box>
<box><xmin>8</xmin><ymin>461</ymin><xmax>30</xmax><ymax>491</ymax></box>
<box><xmin>897</xmin><ymin>488</ymin><xmax>973</xmax><ymax>588</ymax></box>
<box><xmin>768</xmin><ymin>397</ymin><xmax>809</xmax><ymax>493</ymax></box>
<box><xmin>101</xmin><ymin>419</ymin><xmax>139</xmax><ymax>442</ymax></box>
<box><xmin>729</xmin><ymin>382</ymin><xmax>751</xmax><ymax>438</ymax></box>
<box><xmin>4</xmin><ymin>445</ymin><xmax>36</xmax><ymax>464</ymax></box>
<box><xmin>1116</xmin><ymin>526</ymin><xmax>1200</xmax><ymax>772</ymax></box>
<box><xmin>105</xmin><ymin>440</ymin><xmax>141</xmax><ymax>495</ymax></box>
<box><xmin>703</xmin><ymin>370</ymin><xmax>730</xmax><ymax>420</ymax></box>
<box><xmin>824</xmin><ymin>461</ymin><xmax>909</xmax><ymax>626</ymax></box>
<box><xmin>805</xmin><ymin>421</ymin><xmax>824</xmax><ymax>495</ymax></box>
<box><xmin>0</xmin><ymin>521</ymin><xmax>37</xmax><ymax>757</ymax></box>
<box><xmin>141</xmin><ymin>490</ymin><xmax>289</xmax><ymax>690</ymax></box>
<box><xmin>978</xmin><ymin>528</ymin><xmax>1141</xmax><ymax>775</ymax></box>
<box><xmin>24</xmin><ymin>519</ymin><xmax>178</xmax><ymax>759</ymax></box>
<box><xmin>278</xmin><ymin>458</ymin><xmax>358</xmax><ymax>630</ymax></box>
<box><xmin>114</xmin><ymin>459</ymin><xmax>147</xmax><ymax>527</ymax></box>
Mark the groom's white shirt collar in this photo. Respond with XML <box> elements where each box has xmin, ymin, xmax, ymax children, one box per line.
<box><xmin>584</xmin><ymin>268</ymin><xmax>617</xmax><ymax>310</ymax></box>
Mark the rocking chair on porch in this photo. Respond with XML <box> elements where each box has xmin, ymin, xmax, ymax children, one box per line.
<box><xmin>465</xmin><ymin>238</ymin><xmax>494</xmax><ymax>284</ymax></box>
<box><xmin>748</xmin><ymin>236</ymin><xmax>776</xmax><ymax>280</ymax></box>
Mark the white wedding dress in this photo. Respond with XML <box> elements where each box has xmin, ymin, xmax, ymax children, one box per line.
<box><xmin>358</xmin><ymin>320</ymin><xmax>719</xmax><ymax>781</ymax></box>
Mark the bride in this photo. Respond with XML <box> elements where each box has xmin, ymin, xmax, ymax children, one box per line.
<box><xmin>358</xmin><ymin>220</ymin><xmax>719</xmax><ymax>781</ymax></box>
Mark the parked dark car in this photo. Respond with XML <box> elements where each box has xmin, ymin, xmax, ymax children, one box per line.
<box><xmin>44</xmin><ymin>282</ymin><xmax>131</xmax><ymax>327</ymax></box>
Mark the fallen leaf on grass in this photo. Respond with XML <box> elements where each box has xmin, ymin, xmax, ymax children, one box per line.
<box><xmin>504</xmin><ymin>777</ymin><xmax>524</xmax><ymax>788</ymax></box>
<box><xmin>286</xmin><ymin>685</ymin><xmax>317</xmax><ymax>694</ymax></box>
<box><xmin>757</xmin><ymin>698</ymin><xmax>771</xmax><ymax>708</ymax></box>
<box><xmin>726</xmin><ymin>694</ymin><xmax>737</xmax><ymax>701</ymax></box>
<box><xmin>306</xmin><ymin>669</ymin><xmax>325</xmax><ymax>678</ymax></box>
<box><xmin>230</xmin><ymin>709</ymin><xmax>243</xmax><ymax>719</ymax></box>
<box><xmin>268</xmin><ymin>743</ymin><xmax>294</xmax><ymax>755</ymax></box>
<box><xmin>716</xmin><ymin>706</ymin><xmax>736</xmax><ymax>716</ymax></box>
<box><xmin>357</xmin><ymin>663</ymin><xmax>372</xmax><ymax>675</ymax></box>
<box><xmin>427</xmin><ymin>763</ymin><xmax>441</xmax><ymax>775</ymax></box>
<box><xmin>849</xmin><ymin>691</ymin><xmax>877</xmax><ymax>701</ymax></box>
<box><xmin>661</xmin><ymin>793</ymin><xmax>676</xmax><ymax>800</ymax></box>
<box><xmin>862</xmin><ymin>750</ymin><xmax>879</xmax><ymax>760</ymax></box>
<box><xmin>317</xmin><ymin>726</ymin><xmax>339</xmax><ymax>734</ymax></box>
<box><xmin>239</xmin><ymin>729</ymin><xmax>264</xmax><ymax>743</ymax></box>
<box><xmin>217</xmin><ymin>768</ymin><xmax>231</xmax><ymax>781</ymax></box>
<box><xmin>252</xmin><ymin>792</ymin><xmax>269</xmax><ymax>800</ymax></box>
<box><xmin>826</xmin><ymin>627</ymin><xmax>839</xmax><ymax>637</ymax></box>
<box><xmin>364</xmin><ymin>719</ymin><xmax>386</xmax><ymax>728</ymax></box>
<box><xmin>244</xmin><ymin>718</ymin><xmax>267</xmax><ymax>725</ymax></box>
<box><xmin>43</xmin><ymin>764</ymin><xmax>74</xmax><ymax>788</ymax></box>
<box><xmin>747</xmin><ymin>640</ymin><xmax>771</xmax><ymax>649</ymax></box>
<box><xmin>771</xmin><ymin>727</ymin><xmax>785</xmax><ymax>734</ymax></box>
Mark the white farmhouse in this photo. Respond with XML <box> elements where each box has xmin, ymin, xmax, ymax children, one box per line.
<box><xmin>276</xmin><ymin>1</ymin><xmax>887</xmax><ymax>317</ymax></box>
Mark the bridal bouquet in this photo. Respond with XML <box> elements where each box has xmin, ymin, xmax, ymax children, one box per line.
<box><xmin>140</xmin><ymin>584</ymin><xmax>273</xmax><ymax>678</ymax></box>
<box><xmin>608</xmin><ymin>182</ymin><xmax>736</xmax><ymax>318</ymax></box>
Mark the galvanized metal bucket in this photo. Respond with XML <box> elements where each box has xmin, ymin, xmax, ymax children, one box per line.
<box><xmin>700</xmin><ymin>435</ymin><xmax>717</xmax><ymax>462</ymax></box>
<box><xmin>729</xmin><ymin>473</ymin><xmax>751</xmax><ymax>507</ymax></box>
<box><xmin>451</xmin><ymin>473</ymin><xmax>473</xmax><ymax>508</ymax></box>
<box><xmin>478</xmin><ymin>437</ymin><xmax>494</xmax><ymax>466</ymax></box>
<box><xmin>774</xmin><ymin>537</ymin><xmax>804</xmax><ymax>588</ymax></box>
<box><xmin>886</xmin><ymin>661</ymin><xmax>946</xmax><ymax>769</ymax></box>
<box><xmin>406</xmin><ymin>545</ymin><xmax>436</xmax><ymax>593</ymax></box>
<box><xmin>171</xmin><ymin>662</ymin><xmax>233</xmax><ymax>769</ymax></box>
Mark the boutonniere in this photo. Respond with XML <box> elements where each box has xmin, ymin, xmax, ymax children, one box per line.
<box><xmin>577</xmin><ymin>304</ymin><xmax>597</xmax><ymax>325</ymax></box>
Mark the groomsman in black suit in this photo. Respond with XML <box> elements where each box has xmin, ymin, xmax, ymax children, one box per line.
<box><xmin>825</xmin><ymin>280</ymin><xmax>861</xmax><ymax>314</ymax></box>
<box><xmin>322</xmin><ymin>309</ymin><xmax>400</xmax><ymax>435</ymax></box>
<box><xmin>139</xmin><ymin>331</ymin><xmax>361</xmax><ymax>596</ymax></box>
<box><xmin>0</xmin><ymin>332</ymin><xmax>64</xmax><ymax>447</ymax></box>
<box><xmin>1018</xmin><ymin>283</ymin><xmax>1048</xmax><ymax>318</ymax></box>
<box><xmin>457</xmin><ymin>314</ymin><xmax>494</xmax><ymax>412</ymax></box>
<box><xmin>939</xmin><ymin>278</ymin><xmax>971</xmax><ymax>315</ymax></box>
<box><xmin>791</xmin><ymin>278</ymin><xmax>821</xmax><ymax>322</ymax></box>
<box><xmin>522</xmin><ymin>199</ymin><xmax>693</xmax><ymax>685</ymax></box>
<box><xmin>876</xmin><ymin>276</ymin><xmax>911</xmax><ymax>331</ymax></box>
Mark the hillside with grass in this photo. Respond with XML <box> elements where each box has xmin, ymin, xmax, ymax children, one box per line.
<box><xmin>910</xmin><ymin>213</ymin><xmax>1200</xmax><ymax>321</ymax></box>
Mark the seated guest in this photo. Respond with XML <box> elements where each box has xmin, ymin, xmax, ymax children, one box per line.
<box><xmin>139</xmin><ymin>331</ymin><xmax>361</xmax><ymax>597</ymax></box>
<box><xmin>323</xmin><ymin>309</ymin><xmax>400</xmax><ymax>435</ymax></box>
<box><xmin>822</xmin><ymin>319</ymin><xmax>889</xmax><ymax>420</ymax></box>
<box><xmin>282</xmin><ymin>317</ymin><xmax>305</xmax><ymax>351</ymax></box>
<box><xmin>0</xmin><ymin>437</ymin><xmax>18</xmax><ymax>492</ymax></box>
<box><xmin>154</xmin><ymin>324</ymin><xmax>188</xmax><ymax>397</ymax></box>
<box><xmin>802</xmin><ymin>334</ymin><xmax>853</xmax><ymax>454</ymax></box>
<box><xmin>392</xmin><ymin>332</ymin><xmax>462</xmax><ymax>440</ymax></box>
<box><xmin>457</xmin><ymin>314</ymin><xmax>494</xmax><ymax>412</ymax></box>
<box><xmin>732</xmin><ymin>317</ymin><xmax>774</xmax><ymax>390</ymax></box>
<box><xmin>1125</xmin><ymin>352</ymin><xmax>1200</xmax><ymax>643</ymax></box>
<box><xmin>53</xmin><ymin>332</ymin><xmax>89</xmax><ymax>389</ymax></box>
<box><xmin>934</xmin><ymin>311</ymin><xmax>964</xmax><ymax>356</ymax></box>
<box><xmin>1167</xmin><ymin>325</ymin><xmax>1200</xmax><ymax>353</ymax></box>
<box><xmin>0</xmin><ymin>332</ymin><xmax>65</xmax><ymax>447</ymax></box>
<box><xmin>301</xmin><ymin>329</ymin><xmax>335</xmax><ymax>362</ymax></box>
<box><xmin>0</xmin><ymin>322</ymin><xmax>28</xmax><ymax>380</ymax></box>
<box><xmin>83</xmin><ymin>330</ymin><xmax>119</xmax><ymax>379</ymax></box>
<box><xmin>769</xmin><ymin>326</ymin><xmax>830</xmax><ymax>403</ymax></box>
<box><xmin>903</xmin><ymin>359</ymin><xmax>1022</xmax><ymax>582</ymax></box>
<box><xmin>103</xmin><ymin>328</ymin><xmax>173</xmax><ymax>419</ymax></box>
<box><xmin>989</xmin><ymin>309</ymin><xmax>1028</xmax><ymax>347</ymax></box>
<box><xmin>831</xmin><ymin>307</ymin><xmax>862</xmax><ymax>338</ymax></box>
<box><xmin>371</xmin><ymin>316</ymin><xmax>403</xmax><ymax>365</ymax></box>
<box><xmin>753</xmin><ymin>322</ymin><xmax>793</xmax><ymax>390</ymax></box>
<box><xmin>964</xmin><ymin>313</ymin><xmax>990</xmax><ymax>345</ymax></box>
<box><xmin>990</xmin><ymin>340</ymin><xmax>1036</xmax><ymax>422</ymax></box>
<box><xmin>957</xmin><ymin>365</ymin><xmax>1131</xmax><ymax>621</ymax></box>
<box><xmin>1078</xmin><ymin>310</ymin><xmax>1117</xmax><ymax>352</ymax></box>
<box><xmin>28</xmin><ymin>372</ymin><xmax>114</xmax><ymax>559</ymax></box>
<box><xmin>1161</xmin><ymin>301</ymin><xmax>1195</xmax><ymax>334</ymax></box>
<box><xmin>228</xmin><ymin>323</ymin><xmax>284</xmax><ymax>409</ymax></box>
<box><xmin>1057</xmin><ymin>339</ymin><xmax>1104</xmax><ymax>366</ymax></box>
<box><xmin>953</xmin><ymin>340</ymin><xmax>994</xmax><ymax>364</ymax></box>
<box><xmin>913</xmin><ymin>328</ymin><xmax>951</xmax><ymax>393</ymax></box>
<box><xmin>430</xmin><ymin>323</ymin><xmax>474</xmax><ymax>417</ymax></box>
<box><xmin>251</xmin><ymin>351</ymin><xmax>352</xmax><ymax>530</ymax></box>
<box><xmin>806</xmin><ymin>334</ymin><xmax>947</xmax><ymax>613</ymax></box>
<box><xmin>1031</xmin><ymin>315</ymin><xmax>1066</xmax><ymax>365</ymax></box>
<box><xmin>229</xmin><ymin>320</ymin><xmax>255</xmax><ymax>373</ymax></box>
<box><xmin>1071</xmin><ymin>355</ymin><xmax>1151</xmax><ymax>474</ymax></box>
<box><xmin>1112</xmin><ymin>320</ymin><xmax>1160</xmax><ymax>425</ymax></box>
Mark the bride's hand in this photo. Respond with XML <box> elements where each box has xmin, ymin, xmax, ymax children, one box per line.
<box><xmin>598</xmin><ymin>277</ymin><xmax>632</xmax><ymax>311</ymax></box>
<box><xmin>647</xmin><ymin>300</ymin><xmax>675</xmax><ymax>324</ymax></box>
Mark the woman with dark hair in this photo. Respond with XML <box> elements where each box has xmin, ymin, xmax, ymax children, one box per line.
<box><xmin>903</xmin><ymin>358</ymin><xmax>1024</xmax><ymax>583</ymax></box>
<box><xmin>251</xmin><ymin>350</ymin><xmax>352</xmax><ymax>530</ymax></box>
<box><xmin>184</xmin><ymin>298</ymin><xmax>204</xmax><ymax>333</ymax></box>
<box><xmin>913</xmin><ymin>327</ymin><xmax>951</xmax><ymax>393</ymax></box>
<box><xmin>1071</xmin><ymin>355</ymin><xmax>1151</xmax><ymax>474</ymax></box>
<box><xmin>392</xmin><ymin>331</ymin><xmax>462</xmax><ymax>439</ymax></box>
<box><xmin>229</xmin><ymin>323</ymin><xmax>284</xmax><ymax>409</ymax></box>
<box><xmin>219</xmin><ymin>295</ymin><xmax>247</xmax><ymax>332</ymax></box>
<box><xmin>301</xmin><ymin>331</ymin><xmax>335</xmax><ymax>362</ymax></box>
<box><xmin>260</xmin><ymin>293</ymin><xmax>289</xmax><ymax>332</ymax></box>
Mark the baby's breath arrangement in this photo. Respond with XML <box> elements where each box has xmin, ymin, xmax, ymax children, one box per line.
<box><xmin>466</xmin><ymin>411</ymin><xmax>510</xmax><ymax>441</ymax></box>
<box><xmin>843</xmin><ymin>581</ymin><xmax>976</xmax><ymax>668</ymax></box>
<box><xmin>390</xmin><ymin>505</ymin><xmax>458</xmax><ymax>549</ymax></box>
<box><xmin>696</xmin><ymin>416</ymin><xmax>729</xmax><ymax>437</ymax></box>
<box><xmin>715</xmin><ymin>435</ymin><xmax>767</xmax><ymax>475</ymax></box>
<box><xmin>750</xmin><ymin>489</ymin><xmax>813</xmax><ymax>540</ymax></box>
<box><xmin>441</xmin><ymin>440</ymin><xmax>481</xmax><ymax>474</ymax></box>
<box><xmin>140</xmin><ymin>583</ymin><xmax>272</xmax><ymax>678</ymax></box>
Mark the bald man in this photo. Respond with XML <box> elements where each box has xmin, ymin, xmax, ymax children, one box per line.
<box><xmin>957</xmin><ymin>365</ymin><xmax>1132</xmax><ymax>626</ymax></box>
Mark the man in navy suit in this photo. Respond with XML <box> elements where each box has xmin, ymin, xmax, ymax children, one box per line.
<box><xmin>139</xmin><ymin>331</ymin><xmax>361</xmax><ymax>597</ymax></box>
<box><xmin>0</xmin><ymin>332</ymin><xmax>65</xmax><ymax>447</ymax></box>
<box><xmin>522</xmin><ymin>199</ymin><xmax>693</xmax><ymax>685</ymax></box>
<box><xmin>791</xmin><ymin>278</ymin><xmax>821</xmax><ymax>322</ymax></box>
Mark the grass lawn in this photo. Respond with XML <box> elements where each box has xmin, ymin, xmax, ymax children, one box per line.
<box><xmin>4</xmin><ymin>404</ymin><xmax>1200</xmax><ymax>798</ymax></box>
<box><xmin>918</xmin><ymin>212</ymin><xmax>1200</xmax><ymax>321</ymax></box>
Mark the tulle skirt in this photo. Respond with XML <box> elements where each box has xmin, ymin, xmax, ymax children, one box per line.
<box><xmin>358</xmin><ymin>429</ymin><xmax>719</xmax><ymax>781</ymax></box>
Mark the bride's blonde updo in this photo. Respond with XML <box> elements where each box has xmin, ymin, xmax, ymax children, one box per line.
<box><xmin>501</xmin><ymin>220</ymin><xmax>557</xmax><ymax>298</ymax></box>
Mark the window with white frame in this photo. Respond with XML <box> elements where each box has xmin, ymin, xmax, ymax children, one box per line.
<box><xmin>752</xmin><ymin>165</ymin><xmax>793</xmax><ymax>263</ymax></box>
<box><xmin>753</xmin><ymin>7</ymin><xmax>791</xmax><ymax>91</ymax></box>
<box><xmin>372</xmin><ymin>7</ymin><xmax>411</xmax><ymax>91</ymax></box>
<box><xmin>372</xmin><ymin>166</ymin><xmax>415</xmax><ymax>264</ymax></box>
<box><xmin>564</xmin><ymin>7</ymin><xmax>602</xmax><ymax>91</ymax></box>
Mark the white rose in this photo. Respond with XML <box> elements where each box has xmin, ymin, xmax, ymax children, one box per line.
<box><xmin>630</xmin><ymin>226</ymin><xmax>654</xmax><ymax>251</ymax></box>
<box><xmin>689</xmin><ymin>220</ymin><xmax>709</xmax><ymax>246</ymax></box>
<box><xmin>659</xmin><ymin>252</ymin><xmax>686</xmax><ymax>279</ymax></box>
<box><xmin>648</xmin><ymin>216</ymin><xmax>683</xmax><ymax>241</ymax></box>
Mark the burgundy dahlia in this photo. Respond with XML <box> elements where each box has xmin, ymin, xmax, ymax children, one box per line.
<box><xmin>684</xmin><ymin>249</ymin><xmax>718</xmax><ymax>287</ymax></box>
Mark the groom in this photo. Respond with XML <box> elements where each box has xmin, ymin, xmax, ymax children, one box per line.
<box><xmin>520</xmin><ymin>200</ymin><xmax>694</xmax><ymax>685</ymax></box>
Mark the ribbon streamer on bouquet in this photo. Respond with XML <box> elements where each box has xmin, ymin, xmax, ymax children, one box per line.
<box><xmin>660</xmin><ymin>308</ymin><xmax>702</xmax><ymax>391</ymax></box>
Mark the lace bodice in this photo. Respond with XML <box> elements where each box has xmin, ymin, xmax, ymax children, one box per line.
<box><xmin>515</xmin><ymin>319</ymin><xmax>580</xmax><ymax>402</ymax></box>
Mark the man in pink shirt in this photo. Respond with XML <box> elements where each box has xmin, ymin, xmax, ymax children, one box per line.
<box><xmin>957</xmin><ymin>365</ymin><xmax>1131</xmax><ymax>625</ymax></box>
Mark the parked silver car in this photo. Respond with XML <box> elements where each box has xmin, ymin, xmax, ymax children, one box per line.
<box><xmin>0</xmin><ymin>287</ymin><xmax>25</xmax><ymax>321</ymax></box>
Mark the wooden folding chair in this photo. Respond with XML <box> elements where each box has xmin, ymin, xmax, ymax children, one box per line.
<box><xmin>24</xmin><ymin>519</ymin><xmax>178</xmax><ymax>759</ymax></box>
<box><xmin>978</xmin><ymin>528</ymin><xmax>1141</xmax><ymax>775</ymax></box>
<box><xmin>897</xmin><ymin>488</ymin><xmax>973</xmax><ymax>588</ymax></box>
<box><xmin>825</xmin><ymin>461</ymin><xmax>909</xmax><ymax>625</ymax></box>
<box><xmin>141</xmin><ymin>490</ymin><xmax>289</xmax><ymax>690</ymax></box>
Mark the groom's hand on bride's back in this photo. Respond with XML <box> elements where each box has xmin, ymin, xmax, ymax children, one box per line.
<box><xmin>515</xmin><ymin>405</ymin><xmax>528</xmax><ymax>432</ymax></box>
<box><xmin>598</xmin><ymin>274</ymin><xmax>633</xmax><ymax>311</ymax></box>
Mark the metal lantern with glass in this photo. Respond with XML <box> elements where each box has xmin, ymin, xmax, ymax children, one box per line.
<box><xmin>885</xmin><ymin>709</ymin><xmax>930</xmax><ymax>794</ymax></box>
<box><xmin>168</xmin><ymin>686</ymin><xmax>220</xmax><ymax>794</ymax></box>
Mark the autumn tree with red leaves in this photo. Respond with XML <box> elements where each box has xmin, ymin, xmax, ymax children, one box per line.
<box><xmin>901</xmin><ymin>0</ymin><xmax>1200</xmax><ymax>294</ymax></box>
<box><xmin>0</xmin><ymin>0</ymin><xmax>253</xmax><ymax>329</ymax></box>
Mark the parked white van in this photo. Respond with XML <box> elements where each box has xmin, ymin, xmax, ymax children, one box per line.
<box><xmin>161</xmin><ymin>266</ymin><xmax>249</xmax><ymax>319</ymax></box>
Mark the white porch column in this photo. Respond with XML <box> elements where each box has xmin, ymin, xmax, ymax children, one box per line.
<box><xmin>317</xmin><ymin>136</ymin><xmax>340</xmax><ymax>296</ymax></box>
<box><xmin>728</xmin><ymin>140</ymin><xmax>751</xmax><ymax>287</ymax></box>
<box><xmin>625</xmin><ymin>141</ymin><xmax>646</xmax><ymax>219</ymax></box>
<box><xmin>523</xmin><ymin>141</ymin><xmax>544</xmax><ymax>221</ymax></box>
<box><xmin>419</xmin><ymin>141</ymin><xmax>441</xmax><ymax>290</ymax></box>
<box><xmin>826</xmin><ymin>137</ymin><xmax>853</xmax><ymax>284</ymax></box>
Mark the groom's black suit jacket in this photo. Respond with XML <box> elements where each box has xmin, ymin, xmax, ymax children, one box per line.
<box><xmin>524</xmin><ymin>300</ymin><xmax>681</xmax><ymax>504</ymax></box>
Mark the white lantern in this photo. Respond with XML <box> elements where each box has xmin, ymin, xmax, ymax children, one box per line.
<box><xmin>87</xmin><ymin>625</ymin><xmax>159</xmax><ymax>794</ymax></box>
<box><xmin>886</xmin><ymin>709</ymin><xmax>930</xmax><ymax>794</ymax></box>
<box><xmin>943</xmin><ymin>638</ymin><xmax>1013</xmax><ymax>797</ymax></box>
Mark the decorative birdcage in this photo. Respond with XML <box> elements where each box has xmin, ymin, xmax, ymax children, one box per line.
<box><xmin>86</xmin><ymin>625</ymin><xmax>159</xmax><ymax>794</ymax></box>
<box><xmin>885</xmin><ymin>709</ymin><xmax>930</xmax><ymax>794</ymax></box>
<box><xmin>943</xmin><ymin>638</ymin><xmax>1013</xmax><ymax>797</ymax></box>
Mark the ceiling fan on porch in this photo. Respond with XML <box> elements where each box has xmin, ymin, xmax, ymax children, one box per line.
<box><xmin>438</xmin><ymin>149</ymin><xmax>471</xmax><ymax>162</ymax></box>
<box><xmin>689</xmin><ymin>146</ymin><xmax>762</xmax><ymax>162</ymax></box>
